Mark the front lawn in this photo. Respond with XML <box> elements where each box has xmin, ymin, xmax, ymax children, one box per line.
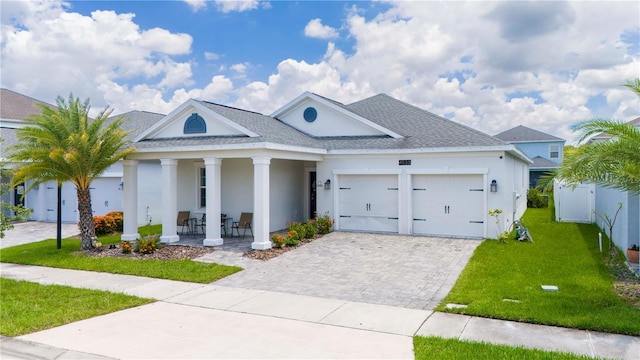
<box><xmin>438</xmin><ymin>207</ymin><xmax>640</xmax><ymax>336</ymax></box>
<box><xmin>0</xmin><ymin>229</ymin><xmax>242</xmax><ymax>283</ymax></box>
<box><xmin>414</xmin><ymin>336</ymin><xmax>593</xmax><ymax>360</ymax></box>
<box><xmin>0</xmin><ymin>278</ymin><xmax>153</xmax><ymax>336</ymax></box>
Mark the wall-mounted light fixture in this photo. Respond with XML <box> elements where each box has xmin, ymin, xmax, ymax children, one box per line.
<box><xmin>324</xmin><ymin>179</ymin><xmax>331</xmax><ymax>190</ymax></box>
<box><xmin>490</xmin><ymin>179</ymin><xmax>497</xmax><ymax>192</ymax></box>
<box><xmin>118</xmin><ymin>182</ymin><xmax>124</xmax><ymax>190</ymax></box>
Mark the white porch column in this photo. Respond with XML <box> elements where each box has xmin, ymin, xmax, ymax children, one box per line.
<box><xmin>252</xmin><ymin>156</ymin><xmax>272</xmax><ymax>250</ymax></box>
<box><xmin>160</xmin><ymin>159</ymin><xmax>179</xmax><ymax>243</ymax></box>
<box><xmin>203</xmin><ymin>157</ymin><xmax>223</xmax><ymax>246</ymax></box>
<box><xmin>121</xmin><ymin>160</ymin><xmax>140</xmax><ymax>241</ymax></box>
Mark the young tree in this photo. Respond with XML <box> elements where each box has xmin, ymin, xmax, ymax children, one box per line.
<box><xmin>8</xmin><ymin>94</ymin><xmax>134</xmax><ymax>249</ymax></box>
<box><xmin>555</xmin><ymin>79</ymin><xmax>640</xmax><ymax>194</ymax></box>
<box><xmin>0</xmin><ymin>164</ymin><xmax>32</xmax><ymax>239</ymax></box>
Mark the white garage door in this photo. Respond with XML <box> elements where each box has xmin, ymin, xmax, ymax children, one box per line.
<box><xmin>412</xmin><ymin>175</ymin><xmax>484</xmax><ymax>238</ymax></box>
<box><xmin>338</xmin><ymin>175</ymin><xmax>398</xmax><ymax>233</ymax></box>
<box><xmin>90</xmin><ymin>178</ymin><xmax>123</xmax><ymax>216</ymax></box>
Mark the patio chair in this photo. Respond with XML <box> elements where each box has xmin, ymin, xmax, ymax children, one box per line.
<box><xmin>231</xmin><ymin>212</ymin><xmax>253</xmax><ymax>238</ymax></box>
<box><xmin>177</xmin><ymin>211</ymin><xmax>191</xmax><ymax>235</ymax></box>
<box><xmin>197</xmin><ymin>213</ymin><xmax>206</xmax><ymax>235</ymax></box>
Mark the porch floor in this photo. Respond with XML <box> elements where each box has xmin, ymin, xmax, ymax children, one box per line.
<box><xmin>172</xmin><ymin>233</ymin><xmax>253</xmax><ymax>252</ymax></box>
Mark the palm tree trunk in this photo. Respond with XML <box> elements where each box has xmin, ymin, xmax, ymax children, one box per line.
<box><xmin>77</xmin><ymin>187</ymin><xmax>96</xmax><ymax>250</ymax></box>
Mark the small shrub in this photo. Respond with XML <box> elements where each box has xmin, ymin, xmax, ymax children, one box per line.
<box><xmin>93</xmin><ymin>211</ymin><xmax>124</xmax><ymax>235</ymax></box>
<box><xmin>304</xmin><ymin>220</ymin><xmax>317</xmax><ymax>238</ymax></box>
<box><xmin>527</xmin><ymin>188</ymin><xmax>547</xmax><ymax>208</ymax></box>
<box><xmin>119</xmin><ymin>240</ymin><xmax>132</xmax><ymax>254</ymax></box>
<box><xmin>315</xmin><ymin>212</ymin><xmax>333</xmax><ymax>234</ymax></box>
<box><xmin>285</xmin><ymin>230</ymin><xmax>300</xmax><ymax>246</ymax></box>
<box><xmin>136</xmin><ymin>234</ymin><xmax>162</xmax><ymax>254</ymax></box>
<box><xmin>287</xmin><ymin>222</ymin><xmax>307</xmax><ymax>239</ymax></box>
<box><xmin>271</xmin><ymin>234</ymin><xmax>286</xmax><ymax>248</ymax></box>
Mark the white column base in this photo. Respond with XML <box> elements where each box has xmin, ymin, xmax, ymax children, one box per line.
<box><xmin>121</xmin><ymin>233</ymin><xmax>140</xmax><ymax>241</ymax></box>
<box><xmin>251</xmin><ymin>241</ymin><xmax>272</xmax><ymax>250</ymax></box>
<box><xmin>203</xmin><ymin>238</ymin><xmax>223</xmax><ymax>247</ymax></box>
<box><xmin>160</xmin><ymin>235</ymin><xmax>179</xmax><ymax>243</ymax></box>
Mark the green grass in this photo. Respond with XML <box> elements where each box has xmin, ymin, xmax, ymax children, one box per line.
<box><xmin>0</xmin><ymin>278</ymin><xmax>153</xmax><ymax>336</ymax></box>
<box><xmin>414</xmin><ymin>337</ymin><xmax>594</xmax><ymax>360</ymax></box>
<box><xmin>438</xmin><ymin>207</ymin><xmax>640</xmax><ymax>335</ymax></box>
<box><xmin>0</xmin><ymin>229</ymin><xmax>242</xmax><ymax>283</ymax></box>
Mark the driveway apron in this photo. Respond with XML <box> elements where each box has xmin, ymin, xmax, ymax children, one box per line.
<box><xmin>214</xmin><ymin>232</ymin><xmax>481</xmax><ymax>310</ymax></box>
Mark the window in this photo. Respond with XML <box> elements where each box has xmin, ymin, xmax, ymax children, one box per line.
<box><xmin>549</xmin><ymin>144</ymin><xmax>559</xmax><ymax>159</ymax></box>
<box><xmin>199</xmin><ymin>167</ymin><xmax>206</xmax><ymax>208</ymax></box>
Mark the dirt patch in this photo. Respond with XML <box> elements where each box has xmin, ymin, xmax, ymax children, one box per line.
<box><xmin>81</xmin><ymin>243</ymin><xmax>214</xmax><ymax>260</ymax></box>
<box><xmin>607</xmin><ymin>249</ymin><xmax>640</xmax><ymax>308</ymax></box>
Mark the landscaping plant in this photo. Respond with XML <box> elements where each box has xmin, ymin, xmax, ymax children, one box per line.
<box><xmin>315</xmin><ymin>212</ymin><xmax>333</xmax><ymax>234</ymax></box>
<box><xmin>136</xmin><ymin>233</ymin><xmax>162</xmax><ymax>254</ymax></box>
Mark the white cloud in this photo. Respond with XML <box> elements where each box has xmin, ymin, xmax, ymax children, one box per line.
<box><xmin>1</xmin><ymin>1</ymin><xmax>193</xmax><ymax>114</ymax></box>
<box><xmin>204</xmin><ymin>51</ymin><xmax>221</xmax><ymax>60</ymax></box>
<box><xmin>304</xmin><ymin>18</ymin><xmax>339</xmax><ymax>39</ymax></box>
<box><xmin>215</xmin><ymin>0</ymin><xmax>261</xmax><ymax>13</ymax></box>
<box><xmin>2</xmin><ymin>0</ymin><xmax>638</xmax><ymax>145</ymax></box>
<box><xmin>183</xmin><ymin>0</ymin><xmax>207</xmax><ymax>12</ymax></box>
<box><xmin>231</xmin><ymin>1</ymin><xmax>639</xmax><ymax>143</ymax></box>
<box><xmin>230</xmin><ymin>63</ymin><xmax>248</xmax><ymax>74</ymax></box>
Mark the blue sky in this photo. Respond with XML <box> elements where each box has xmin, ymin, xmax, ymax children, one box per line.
<box><xmin>1</xmin><ymin>0</ymin><xmax>638</xmax><ymax>143</ymax></box>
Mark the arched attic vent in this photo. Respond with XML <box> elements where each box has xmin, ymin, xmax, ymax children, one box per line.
<box><xmin>184</xmin><ymin>113</ymin><xmax>206</xmax><ymax>134</ymax></box>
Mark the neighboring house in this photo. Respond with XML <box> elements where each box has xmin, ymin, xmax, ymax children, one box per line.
<box><xmin>0</xmin><ymin>88</ymin><xmax>164</xmax><ymax>223</ymax></box>
<box><xmin>120</xmin><ymin>92</ymin><xmax>531</xmax><ymax>250</ymax></box>
<box><xmin>494</xmin><ymin>125</ymin><xmax>565</xmax><ymax>188</ymax></box>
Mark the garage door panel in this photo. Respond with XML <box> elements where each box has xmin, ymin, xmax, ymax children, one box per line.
<box><xmin>412</xmin><ymin>174</ymin><xmax>484</xmax><ymax>238</ymax></box>
<box><xmin>338</xmin><ymin>175</ymin><xmax>398</xmax><ymax>233</ymax></box>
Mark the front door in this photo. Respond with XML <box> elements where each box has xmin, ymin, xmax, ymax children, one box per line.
<box><xmin>309</xmin><ymin>171</ymin><xmax>316</xmax><ymax>219</ymax></box>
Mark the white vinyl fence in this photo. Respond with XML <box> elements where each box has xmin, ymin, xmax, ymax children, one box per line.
<box><xmin>554</xmin><ymin>181</ymin><xmax>595</xmax><ymax>223</ymax></box>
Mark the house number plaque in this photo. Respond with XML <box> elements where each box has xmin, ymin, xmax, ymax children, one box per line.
<box><xmin>399</xmin><ymin>159</ymin><xmax>411</xmax><ymax>166</ymax></box>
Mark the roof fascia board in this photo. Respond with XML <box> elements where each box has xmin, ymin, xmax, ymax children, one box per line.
<box><xmin>505</xmin><ymin>139</ymin><xmax>566</xmax><ymax>144</ymax></box>
<box><xmin>131</xmin><ymin>142</ymin><xmax>326</xmax><ymax>155</ymax></box>
<box><xmin>326</xmin><ymin>145</ymin><xmax>533</xmax><ymax>164</ymax></box>
<box><xmin>133</xmin><ymin>99</ymin><xmax>259</xmax><ymax>142</ymax></box>
<box><xmin>271</xmin><ymin>92</ymin><xmax>404</xmax><ymax>139</ymax></box>
<box><xmin>0</xmin><ymin>118</ymin><xmax>27</xmax><ymax>128</ymax></box>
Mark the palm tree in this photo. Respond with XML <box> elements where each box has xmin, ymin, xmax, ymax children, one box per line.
<box><xmin>8</xmin><ymin>94</ymin><xmax>134</xmax><ymax>249</ymax></box>
<box><xmin>555</xmin><ymin>79</ymin><xmax>640</xmax><ymax>194</ymax></box>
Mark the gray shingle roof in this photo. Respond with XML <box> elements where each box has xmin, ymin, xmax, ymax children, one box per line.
<box><xmin>0</xmin><ymin>88</ymin><xmax>55</xmax><ymax>120</ymax></box>
<box><xmin>136</xmin><ymin>93</ymin><xmax>508</xmax><ymax>151</ymax></box>
<box><xmin>494</xmin><ymin>125</ymin><xmax>564</xmax><ymax>142</ymax></box>
<box><xmin>338</xmin><ymin>94</ymin><xmax>507</xmax><ymax>149</ymax></box>
<box><xmin>530</xmin><ymin>156</ymin><xmax>558</xmax><ymax>169</ymax></box>
<box><xmin>108</xmin><ymin>110</ymin><xmax>165</xmax><ymax>141</ymax></box>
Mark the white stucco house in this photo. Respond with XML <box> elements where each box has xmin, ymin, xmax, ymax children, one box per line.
<box><xmin>120</xmin><ymin>92</ymin><xmax>532</xmax><ymax>250</ymax></box>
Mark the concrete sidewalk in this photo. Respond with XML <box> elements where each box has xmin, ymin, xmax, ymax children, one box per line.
<box><xmin>1</xmin><ymin>263</ymin><xmax>639</xmax><ymax>359</ymax></box>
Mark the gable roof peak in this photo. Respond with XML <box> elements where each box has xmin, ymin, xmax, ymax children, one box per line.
<box><xmin>494</xmin><ymin>125</ymin><xmax>565</xmax><ymax>143</ymax></box>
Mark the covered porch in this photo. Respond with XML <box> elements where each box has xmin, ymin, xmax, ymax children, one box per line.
<box><xmin>120</xmin><ymin>152</ymin><xmax>322</xmax><ymax>251</ymax></box>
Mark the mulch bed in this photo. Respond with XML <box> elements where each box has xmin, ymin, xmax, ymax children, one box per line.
<box><xmin>79</xmin><ymin>233</ymin><xmax>326</xmax><ymax>262</ymax></box>
<box><xmin>81</xmin><ymin>244</ymin><xmax>214</xmax><ymax>260</ymax></box>
<box><xmin>607</xmin><ymin>249</ymin><xmax>640</xmax><ymax>308</ymax></box>
<box><xmin>243</xmin><ymin>235</ymin><xmax>323</xmax><ymax>261</ymax></box>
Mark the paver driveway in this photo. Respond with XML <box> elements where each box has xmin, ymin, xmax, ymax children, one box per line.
<box><xmin>214</xmin><ymin>232</ymin><xmax>481</xmax><ymax>310</ymax></box>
